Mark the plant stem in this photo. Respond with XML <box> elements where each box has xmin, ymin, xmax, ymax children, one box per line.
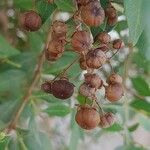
<box><xmin>122</xmin><ymin>43</ymin><xmax>133</xmax><ymax>146</ymax></box>
<box><xmin>6</xmin><ymin>49</ymin><xmax>45</xmax><ymax>133</ymax></box>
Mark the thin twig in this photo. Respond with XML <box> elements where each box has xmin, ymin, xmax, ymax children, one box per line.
<box><xmin>6</xmin><ymin>50</ymin><xmax>45</xmax><ymax>133</ymax></box>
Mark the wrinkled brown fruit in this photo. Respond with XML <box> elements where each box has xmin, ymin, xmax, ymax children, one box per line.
<box><xmin>51</xmin><ymin>21</ymin><xmax>67</xmax><ymax>40</ymax></box>
<box><xmin>107</xmin><ymin>73</ymin><xmax>123</xmax><ymax>84</ymax></box>
<box><xmin>79</xmin><ymin>56</ymin><xmax>88</xmax><ymax>70</ymax></box>
<box><xmin>20</xmin><ymin>11</ymin><xmax>42</xmax><ymax>31</ymax></box>
<box><xmin>97</xmin><ymin>32</ymin><xmax>111</xmax><ymax>44</ymax></box>
<box><xmin>86</xmin><ymin>48</ymin><xmax>107</xmax><ymax>69</ymax></box>
<box><xmin>80</xmin><ymin>1</ymin><xmax>105</xmax><ymax>26</ymax></box>
<box><xmin>76</xmin><ymin>0</ymin><xmax>91</xmax><ymax>6</ymax></box>
<box><xmin>75</xmin><ymin>106</ymin><xmax>100</xmax><ymax>130</ymax></box>
<box><xmin>51</xmin><ymin>79</ymin><xmax>74</xmax><ymax>99</ymax></box>
<box><xmin>105</xmin><ymin>83</ymin><xmax>124</xmax><ymax>102</ymax></box>
<box><xmin>99</xmin><ymin>112</ymin><xmax>115</xmax><ymax>128</ymax></box>
<box><xmin>113</xmin><ymin>39</ymin><xmax>124</xmax><ymax>49</ymax></box>
<box><xmin>71</xmin><ymin>31</ymin><xmax>93</xmax><ymax>53</ymax></box>
<box><xmin>84</xmin><ymin>73</ymin><xmax>103</xmax><ymax>89</ymax></box>
<box><xmin>79</xmin><ymin>83</ymin><xmax>96</xmax><ymax>98</ymax></box>
<box><xmin>41</xmin><ymin>82</ymin><xmax>52</xmax><ymax>93</ymax></box>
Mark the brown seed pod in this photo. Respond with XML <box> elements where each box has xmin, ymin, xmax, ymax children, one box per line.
<box><xmin>79</xmin><ymin>83</ymin><xmax>96</xmax><ymax>98</ymax></box>
<box><xmin>71</xmin><ymin>31</ymin><xmax>93</xmax><ymax>53</ymax></box>
<box><xmin>107</xmin><ymin>16</ymin><xmax>117</xmax><ymax>26</ymax></box>
<box><xmin>41</xmin><ymin>82</ymin><xmax>52</xmax><ymax>93</ymax></box>
<box><xmin>20</xmin><ymin>10</ymin><xmax>42</xmax><ymax>32</ymax></box>
<box><xmin>51</xmin><ymin>79</ymin><xmax>74</xmax><ymax>99</ymax></box>
<box><xmin>80</xmin><ymin>1</ymin><xmax>105</xmax><ymax>26</ymax></box>
<box><xmin>98</xmin><ymin>44</ymin><xmax>109</xmax><ymax>52</ymax></box>
<box><xmin>79</xmin><ymin>56</ymin><xmax>88</xmax><ymax>70</ymax></box>
<box><xmin>113</xmin><ymin>39</ymin><xmax>124</xmax><ymax>49</ymax></box>
<box><xmin>75</xmin><ymin>105</ymin><xmax>100</xmax><ymax>130</ymax></box>
<box><xmin>84</xmin><ymin>73</ymin><xmax>103</xmax><ymax>89</ymax></box>
<box><xmin>47</xmin><ymin>40</ymin><xmax>65</xmax><ymax>53</ymax></box>
<box><xmin>99</xmin><ymin>112</ymin><xmax>115</xmax><ymax>128</ymax></box>
<box><xmin>97</xmin><ymin>32</ymin><xmax>111</xmax><ymax>44</ymax></box>
<box><xmin>51</xmin><ymin>21</ymin><xmax>67</xmax><ymax>40</ymax></box>
<box><xmin>105</xmin><ymin>5</ymin><xmax>117</xmax><ymax>19</ymax></box>
<box><xmin>45</xmin><ymin>50</ymin><xmax>63</xmax><ymax>61</ymax></box>
<box><xmin>86</xmin><ymin>48</ymin><xmax>107</xmax><ymax>69</ymax></box>
<box><xmin>107</xmin><ymin>73</ymin><xmax>123</xmax><ymax>84</ymax></box>
<box><xmin>76</xmin><ymin>0</ymin><xmax>91</xmax><ymax>6</ymax></box>
<box><xmin>105</xmin><ymin>83</ymin><xmax>124</xmax><ymax>102</ymax></box>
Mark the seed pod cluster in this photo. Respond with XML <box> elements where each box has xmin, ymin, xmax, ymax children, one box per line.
<box><xmin>42</xmin><ymin>78</ymin><xmax>74</xmax><ymax>100</ymax></box>
<box><xmin>105</xmin><ymin>73</ymin><xmax>124</xmax><ymax>102</ymax></box>
<box><xmin>105</xmin><ymin>4</ymin><xmax>118</xmax><ymax>26</ymax></box>
<box><xmin>45</xmin><ymin>21</ymin><xmax>67</xmax><ymax>61</ymax></box>
<box><xmin>20</xmin><ymin>10</ymin><xmax>42</xmax><ymax>32</ymax></box>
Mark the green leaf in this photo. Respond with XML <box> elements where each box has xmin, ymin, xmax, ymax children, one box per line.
<box><xmin>13</xmin><ymin>0</ymin><xmax>32</xmax><ymax>10</ymax></box>
<box><xmin>36</xmin><ymin>1</ymin><xmax>57</xmax><ymax>23</ymax></box>
<box><xmin>130</xmin><ymin>98</ymin><xmax>150</xmax><ymax>116</ymax></box>
<box><xmin>104</xmin><ymin>123</ymin><xmax>123</xmax><ymax>132</ymax></box>
<box><xmin>128</xmin><ymin>123</ymin><xmax>139</xmax><ymax>132</ymax></box>
<box><xmin>131</xmin><ymin>77</ymin><xmax>150</xmax><ymax>96</ymax></box>
<box><xmin>45</xmin><ymin>103</ymin><xmax>71</xmax><ymax>117</ymax></box>
<box><xmin>0</xmin><ymin>35</ymin><xmax>20</xmax><ymax>59</ymax></box>
<box><xmin>77</xmin><ymin>94</ymin><xmax>92</xmax><ymax>105</ymax></box>
<box><xmin>124</xmin><ymin>0</ymin><xmax>145</xmax><ymax>45</ymax></box>
<box><xmin>55</xmin><ymin>0</ymin><xmax>76</xmax><ymax>12</ymax></box>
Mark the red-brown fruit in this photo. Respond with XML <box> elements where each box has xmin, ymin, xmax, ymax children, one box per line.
<box><xmin>51</xmin><ymin>79</ymin><xmax>74</xmax><ymax>99</ymax></box>
<box><xmin>99</xmin><ymin>112</ymin><xmax>115</xmax><ymax>128</ymax></box>
<box><xmin>105</xmin><ymin>5</ymin><xmax>117</xmax><ymax>19</ymax></box>
<box><xmin>97</xmin><ymin>32</ymin><xmax>111</xmax><ymax>44</ymax></box>
<box><xmin>51</xmin><ymin>21</ymin><xmax>67</xmax><ymax>40</ymax></box>
<box><xmin>71</xmin><ymin>31</ymin><xmax>93</xmax><ymax>53</ymax></box>
<box><xmin>75</xmin><ymin>106</ymin><xmax>100</xmax><ymax>130</ymax></box>
<box><xmin>76</xmin><ymin>0</ymin><xmax>91</xmax><ymax>6</ymax></box>
<box><xmin>80</xmin><ymin>1</ymin><xmax>105</xmax><ymax>26</ymax></box>
<box><xmin>107</xmin><ymin>16</ymin><xmax>118</xmax><ymax>26</ymax></box>
<box><xmin>45</xmin><ymin>50</ymin><xmax>63</xmax><ymax>61</ymax></box>
<box><xmin>113</xmin><ymin>39</ymin><xmax>124</xmax><ymax>49</ymax></box>
<box><xmin>41</xmin><ymin>82</ymin><xmax>52</xmax><ymax>93</ymax></box>
<box><xmin>105</xmin><ymin>83</ymin><xmax>124</xmax><ymax>102</ymax></box>
<box><xmin>20</xmin><ymin>11</ymin><xmax>42</xmax><ymax>31</ymax></box>
<box><xmin>107</xmin><ymin>73</ymin><xmax>123</xmax><ymax>84</ymax></box>
<box><xmin>79</xmin><ymin>83</ymin><xmax>96</xmax><ymax>98</ymax></box>
<box><xmin>86</xmin><ymin>48</ymin><xmax>107</xmax><ymax>69</ymax></box>
<box><xmin>79</xmin><ymin>56</ymin><xmax>88</xmax><ymax>70</ymax></box>
<box><xmin>84</xmin><ymin>73</ymin><xmax>103</xmax><ymax>89</ymax></box>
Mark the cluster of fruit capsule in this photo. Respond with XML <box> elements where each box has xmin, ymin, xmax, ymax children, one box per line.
<box><xmin>19</xmin><ymin>0</ymin><xmax>125</xmax><ymax>130</ymax></box>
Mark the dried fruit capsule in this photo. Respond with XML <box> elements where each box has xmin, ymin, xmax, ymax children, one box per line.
<box><xmin>75</xmin><ymin>105</ymin><xmax>100</xmax><ymax>130</ymax></box>
<box><xmin>45</xmin><ymin>50</ymin><xmax>63</xmax><ymax>61</ymax></box>
<box><xmin>51</xmin><ymin>21</ymin><xmax>67</xmax><ymax>40</ymax></box>
<box><xmin>80</xmin><ymin>1</ymin><xmax>105</xmax><ymax>26</ymax></box>
<box><xmin>107</xmin><ymin>73</ymin><xmax>123</xmax><ymax>84</ymax></box>
<box><xmin>51</xmin><ymin>78</ymin><xmax>74</xmax><ymax>99</ymax></box>
<box><xmin>113</xmin><ymin>39</ymin><xmax>124</xmax><ymax>49</ymax></box>
<box><xmin>79</xmin><ymin>83</ymin><xmax>96</xmax><ymax>98</ymax></box>
<box><xmin>84</xmin><ymin>73</ymin><xmax>103</xmax><ymax>89</ymax></box>
<box><xmin>86</xmin><ymin>48</ymin><xmax>107</xmax><ymax>69</ymax></box>
<box><xmin>105</xmin><ymin>5</ymin><xmax>117</xmax><ymax>19</ymax></box>
<box><xmin>97</xmin><ymin>32</ymin><xmax>111</xmax><ymax>44</ymax></box>
<box><xmin>105</xmin><ymin>83</ymin><xmax>124</xmax><ymax>102</ymax></box>
<box><xmin>20</xmin><ymin>11</ymin><xmax>42</xmax><ymax>31</ymax></box>
<box><xmin>105</xmin><ymin>5</ymin><xmax>118</xmax><ymax>26</ymax></box>
<box><xmin>71</xmin><ymin>31</ymin><xmax>93</xmax><ymax>53</ymax></box>
<box><xmin>76</xmin><ymin>0</ymin><xmax>91</xmax><ymax>6</ymax></box>
<box><xmin>99</xmin><ymin>112</ymin><xmax>115</xmax><ymax>128</ymax></box>
<box><xmin>41</xmin><ymin>82</ymin><xmax>52</xmax><ymax>93</ymax></box>
<box><xmin>79</xmin><ymin>56</ymin><xmax>88</xmax><ymax>70</ymax></box>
